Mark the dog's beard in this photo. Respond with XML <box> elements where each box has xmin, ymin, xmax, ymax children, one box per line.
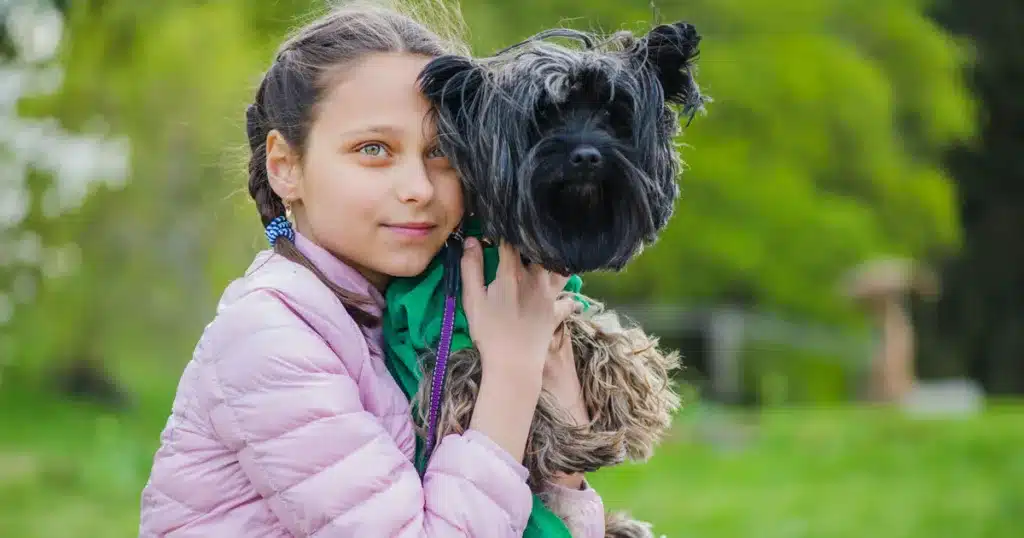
<box><xmin>508</xmin><ymin>134</ymin><xmax>658</xmax><ymax>274</ymax></box>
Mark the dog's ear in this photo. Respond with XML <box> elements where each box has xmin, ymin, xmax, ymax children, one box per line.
<box><xmin>636</xmin><ymin>22</ymin><xmax>703</xmax><ymax>115</ymax></box>
<box><xmin>418</xmin><ymin>55</ymin><xmax>486</xmax><ymax>120</ymax></box>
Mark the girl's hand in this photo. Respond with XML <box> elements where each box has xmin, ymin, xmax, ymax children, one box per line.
<box><xmin>462</xmin><ymin>238</ymin><xmax>576</xmax><ymax>461</ymax></box>
<box><xmin>461</xmin><ymin>238</ymin><xmax>575</xmax><ymax>389</ymax></box>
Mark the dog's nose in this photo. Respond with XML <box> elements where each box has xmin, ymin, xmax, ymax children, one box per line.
<box><xmin>569</xmin><ymin>145</ymin><xmax>602</xmax><ymax>168</ymax></box>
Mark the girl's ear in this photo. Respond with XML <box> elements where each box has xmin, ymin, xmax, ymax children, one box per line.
<box><xmin>266</xmin><ymin>129</ymin><xmax>302</xmax><ymax>203</ymax></box>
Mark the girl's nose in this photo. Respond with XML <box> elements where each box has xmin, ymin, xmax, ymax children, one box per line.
<box><xmin>395</xmin><ymin>161</ymin><xmax>435</xmax><ymax>204</ymax></box>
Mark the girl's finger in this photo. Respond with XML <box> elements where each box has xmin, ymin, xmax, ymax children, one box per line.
<box><xmin>495</xmin><ymin>240</ymin><xmax>523</xmax><ymax>288</ymax></box>
<box><xmin>553</xmin><ymin>296</ymin><xmax>578</xmax><ymax>326</ymax></box>
<box><xmin>460</xmin><ymin>237</ymin><xmax>485</xmax><ymax>307</ymax></box>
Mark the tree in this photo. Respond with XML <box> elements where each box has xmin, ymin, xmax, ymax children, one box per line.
<box><xmin>917</xmin><ymin>0</ymin><xmax>1024</xmax><ymax>395</ymax></box>
<box><xmin>1</xmin><ymin>0</ymin><xmax>132</xmax><ymax>402</ymax></box>
<box><xmin>2</xmin><ymin>0</ymin><xmax>285</xmax><ymax>395</ymax></box>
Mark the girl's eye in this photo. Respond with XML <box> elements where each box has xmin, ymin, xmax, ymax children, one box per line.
<box><xmin>359</xmin><ymin>143</ymin><xmax>388</xmax><ymax>157</ymax></box>
<box><xmin>427</xmin><ymin>146</ymin><xmax>446</xmax><ymax>159</ymax></box>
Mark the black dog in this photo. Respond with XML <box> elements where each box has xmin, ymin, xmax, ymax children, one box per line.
<box><xmin>418</xmin><ymin>21</ymin><xmax>705</xmax><ymax>275</ymax></box>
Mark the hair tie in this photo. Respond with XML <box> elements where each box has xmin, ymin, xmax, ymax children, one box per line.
<box><xmin>265</xmin><ymin>215</ymin><xmax>295</xmax><ymax>245</ymax></box>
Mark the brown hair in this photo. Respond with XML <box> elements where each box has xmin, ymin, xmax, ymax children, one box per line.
<box><xmin>245</xmin><ymin>1</ymin><xmax>469</xmax><ymax>327</ymax></box>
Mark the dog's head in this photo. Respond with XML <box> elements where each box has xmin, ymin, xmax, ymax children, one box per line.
<box><xmin>420</xmin><ymin>22</ymin><xmax>704</xmax><ymax>274</ymax></box>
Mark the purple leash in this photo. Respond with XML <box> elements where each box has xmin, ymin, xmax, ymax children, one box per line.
<box><xmin>422</xmin><ymin>230</ymin><xmax>464</xmax><ymax>461</ymax></box>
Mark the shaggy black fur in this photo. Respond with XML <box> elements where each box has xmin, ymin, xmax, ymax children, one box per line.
<box><xmin>418</xmin><ymin>21</ymin><xmax>705</xmax><ymax>275</ymax></box>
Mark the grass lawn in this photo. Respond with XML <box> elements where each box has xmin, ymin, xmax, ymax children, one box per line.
<box><xmin>1</xmin><ymin>377</ymin><xmax>1021</xmax><ymax>538</ymax></box>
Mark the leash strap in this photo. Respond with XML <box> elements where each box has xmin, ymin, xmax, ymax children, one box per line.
<box><xmin>422</xmin><ymin>227</ymin><xmax>464</xmax><ymax>460</ymax></box>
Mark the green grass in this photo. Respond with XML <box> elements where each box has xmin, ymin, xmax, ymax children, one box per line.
<box><xmin>591</xmin><ymin>404</ymin><xmax>1024</xmax><ymax>538</ymax></box>
<box><xmin>1</xmin><ymin>379</ymin><xmax>1022</xmax><ymax>538</ymax></box>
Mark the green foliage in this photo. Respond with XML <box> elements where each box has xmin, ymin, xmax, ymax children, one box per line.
<box><xmin>571</xmin><ymin>0</ymin><xmax>975</xmax><ymax>325</ymax></box>
<box><xmin>5</xmin><ymin>0</ymin><xmax>278</xmax><ymax>377</ymax></box>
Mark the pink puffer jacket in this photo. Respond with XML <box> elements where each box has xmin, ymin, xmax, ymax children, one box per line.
<box><xmin>139</xmin><ymin>233</ymin><xmax>605</xmax><ymax>537</ymax></box>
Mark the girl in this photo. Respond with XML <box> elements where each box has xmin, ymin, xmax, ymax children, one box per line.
<box><xmin>139</xmin><ymin>2</ymin><xmax>606</xmax><ymax>537</ymax></box>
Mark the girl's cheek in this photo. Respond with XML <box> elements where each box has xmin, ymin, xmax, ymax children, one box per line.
<box><xmin>436</xmin><ymin>171</ymin><xmax>462</xmax><ymax>203</ymax></box>
<box><xmin>453</xmin><ymin>181</ymin><xmax>466</xmax><ymax>213</ymax></box>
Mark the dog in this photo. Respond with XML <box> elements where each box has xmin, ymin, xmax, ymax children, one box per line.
<box><xmin>418</xmin><ymin>21</ymin><xmax>705</xmax><ymax>276</ymax></box>
<box><xmin>397</xmin><ymin>21</ymin><xmax>705</xmax><ymax>537</ymax></box>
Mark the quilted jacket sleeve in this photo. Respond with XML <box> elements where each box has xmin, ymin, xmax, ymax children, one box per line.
<box><xmin>541</xmin><ymin>481</ymin><xmax>606</xmax><ymax>538</ymax></box>
<box><xmin>201</xmin><ymin>295</ymin><xmax>534</xmax><ymax>537</ymax></box>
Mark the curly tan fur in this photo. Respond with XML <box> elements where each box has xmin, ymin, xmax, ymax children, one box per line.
<box><xmin>412</xmin><ymin>296</ymin><xmax>680</xmax><ymax>536</ymax></box>
<box><xmin>605</xmin><ymin>511</ymin><xmax>658</xmax><ymax>538</ymax></box>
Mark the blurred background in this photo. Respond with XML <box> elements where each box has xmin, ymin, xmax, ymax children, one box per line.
<box><xmin>1</xmin><ymin>0</ymin><xmax>1022</xmax><ymax>536</ymax></box>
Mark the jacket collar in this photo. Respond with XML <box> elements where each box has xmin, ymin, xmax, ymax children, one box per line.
<box><xmin>293</xmin><ymin>232</ymin><xmax>386</xmax><ymax>316</ymax></box>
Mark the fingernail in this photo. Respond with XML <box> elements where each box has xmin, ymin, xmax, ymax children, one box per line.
<box><xmin>574</xmin><ymin>302</ymin><xmax>584</xmax><ymax>314</ymax></box>
<box><xmin>464</xmin><ymin>237</ymin><xmax>478</xmax><ymax>249</ymax></box>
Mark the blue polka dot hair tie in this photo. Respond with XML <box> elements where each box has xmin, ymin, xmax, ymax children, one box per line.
<box><xmin>265</xmin><ymin>215</ymin><xmax>295</xmax><ymax>245</ymax></box>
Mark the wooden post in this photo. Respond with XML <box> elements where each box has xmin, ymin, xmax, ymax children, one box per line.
<box><xmin>865</xmin><ymin>295</ymin><xmax>916</xmax><ymax>402</ymax></box>
<box><xmin>840</xmin><ymin>259</ymin><xmax>938</xmax><ymax>404</ymax></box>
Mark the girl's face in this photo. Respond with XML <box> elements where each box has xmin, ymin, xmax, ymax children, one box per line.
<box><xmin>266</xmin><ymin>52</ymin><xmax>463</xmax><ymax>290</ymax></box>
